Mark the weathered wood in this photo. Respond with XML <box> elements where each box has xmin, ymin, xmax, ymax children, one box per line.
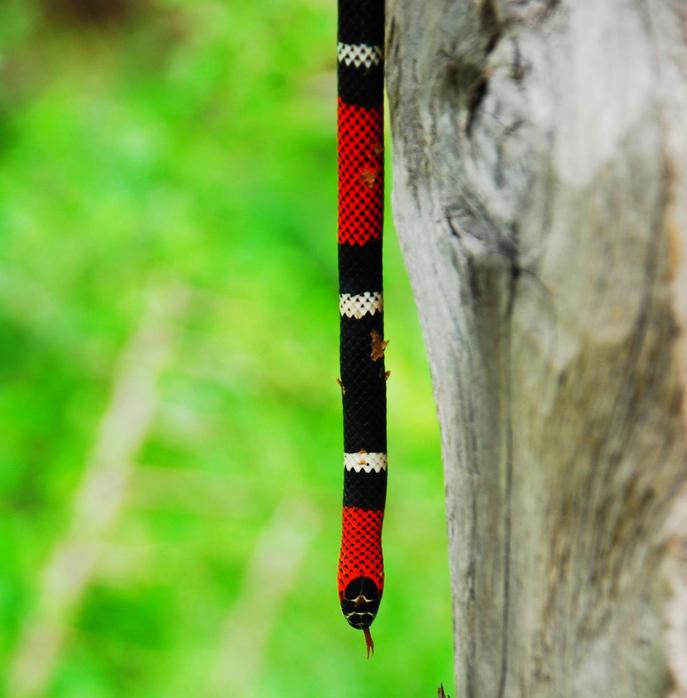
<box><xmin>386</xmin><ymin>2</ymin><xmax>687</xmax><ymax>695</ymax></box>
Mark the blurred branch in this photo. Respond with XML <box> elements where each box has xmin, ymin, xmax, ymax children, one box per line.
<box><xmin>41</xmin><ymin>0</ymin><xmax>143</xmax><ymax>27</ymax></box>
<box><xmin>208</xmin><ymin>498</ymin><xmax>320</xmax><ymax>698</ymax></box>
<box><xmin>7</xmin><ymin>284</ymin><xmax>188</xmax><ymax>698</ymax></box>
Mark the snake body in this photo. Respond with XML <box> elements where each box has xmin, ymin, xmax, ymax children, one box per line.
<box><xmin>336</xmin><ymin>0</ymin><xmax>386</xmax><ymax>656</ymax></box>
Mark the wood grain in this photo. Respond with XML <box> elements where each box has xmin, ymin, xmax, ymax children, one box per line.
<box><xmin>387</xmin><ymin>1</ymin><xmax>687</xmax><ymax>695</ymax></box>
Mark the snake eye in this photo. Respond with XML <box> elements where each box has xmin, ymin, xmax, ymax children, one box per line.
<box><xmin>340</xmin><ymin>576</ymin><xmax>381</xmax><ymax>629</ymax></box>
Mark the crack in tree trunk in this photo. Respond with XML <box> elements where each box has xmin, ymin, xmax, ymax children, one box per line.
<box><xmin>498</xmin><ymin>266</ymin><xmax>519</xmax><ymax>698</ymax></box>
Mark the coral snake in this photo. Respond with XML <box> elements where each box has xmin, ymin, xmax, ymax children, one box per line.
<box><xmin>336</xmin><ymin>0</ymin><xmax>386</xmax><ymax>658</ymax></box>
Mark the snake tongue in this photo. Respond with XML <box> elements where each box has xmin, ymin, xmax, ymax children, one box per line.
<box><xmin>363</xmin><ymin>627</ymin><xmax>374</xmax><ymax>658</ymax></box>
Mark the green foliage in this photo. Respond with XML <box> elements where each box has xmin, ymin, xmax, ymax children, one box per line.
<box><xmin>0</xmin><ymin>1</ymin><xmax>452</xmax><ymax>696</ymax></box>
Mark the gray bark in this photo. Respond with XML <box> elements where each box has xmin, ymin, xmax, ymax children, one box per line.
<box><xmin>386</xmin><ymin>2</ymin><xmax>687</xmax><ymax>696</ymax></box>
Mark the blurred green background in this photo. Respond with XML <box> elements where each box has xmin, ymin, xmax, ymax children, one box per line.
<box><xmin>0</xmin><ymin>1</ymin><xmax>452</xmax><ymax>696</ymax></box>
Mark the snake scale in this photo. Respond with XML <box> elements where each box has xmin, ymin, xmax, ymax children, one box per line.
<box><xmin>335</xmin><ymin>0</ymin><xmax>386</xmax><ymax>658</ymax></box>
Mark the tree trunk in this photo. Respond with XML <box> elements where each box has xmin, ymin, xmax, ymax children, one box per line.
<box><xmin>386</xmin><ymin>2</ymin><xmax>687</xmax><ymax>696</ymax></box>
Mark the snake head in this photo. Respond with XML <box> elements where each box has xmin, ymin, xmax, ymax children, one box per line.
<box><xmin>340</xmin><ymin>576</ymin><xmax>381</xmax><ymax>629</ymax></box>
